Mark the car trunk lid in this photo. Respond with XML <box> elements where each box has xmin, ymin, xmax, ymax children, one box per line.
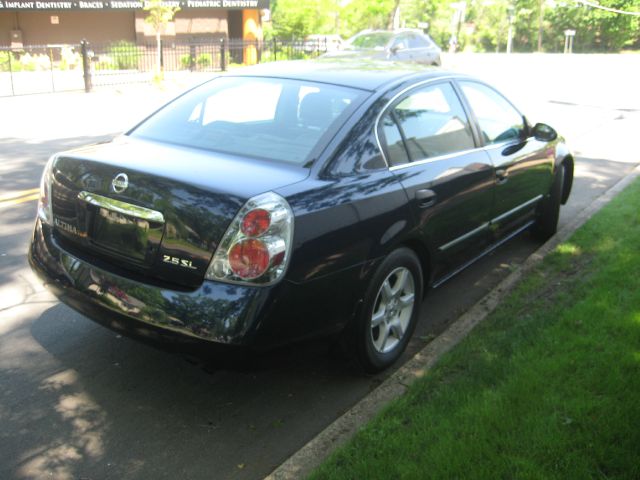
<box><xmin>49</xmin><ymin>136</ymin><xmax>308</xmax><ymax>288</ymax></box>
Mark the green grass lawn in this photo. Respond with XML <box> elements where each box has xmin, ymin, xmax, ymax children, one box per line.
<box><xmin>311</xmin><ymin>179</ymin><xmax>640</xmax><ymax>480</ymax></box>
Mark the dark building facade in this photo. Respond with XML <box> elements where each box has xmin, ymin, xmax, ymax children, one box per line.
<box><xmin>0</xmin><ymin>1</ymin><xmax>267</xmax><ymax>47</ymax></box>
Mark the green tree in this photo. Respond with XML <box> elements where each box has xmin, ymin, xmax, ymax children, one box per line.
<box><xmin>509</xmin><ymin>0</ymin><xmax>548</xmax><ymax>52</ymax></box>
<box><xmin>546</xmin><ymin>0</ymin><xmax>640</xmax><ymax>52</ymax></box>
<box><xmin>268</xmin><ymin>0</ymin><xmax>640</xmax><ymax>53</ymax></box>
<box><xmin>509</xmin><ymin>0</ymin><xmax>640</xmax><ymax>52</ymax></box>
<box><xmin>464</xmin><ymin>0</ymin><xmax>513</xmax><ymax>52</ymax></box>
<box><xmin>270</xmin><ymin>0</ymin><xmax>340</xmax><ymax>38</ymax></box>
<box><xmin>144</xmin><ymin>0</ymin><xmax>180</xmax><ymax>79</ymax></box>
<box><xmin>340</xmin><ymin>0</ymin><xmax>398</xmax><ymax>37</ymax></box>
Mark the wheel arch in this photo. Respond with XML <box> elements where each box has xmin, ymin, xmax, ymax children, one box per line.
<box><xmin>398</xmin><ymin>238</ymin><xmax>432</xmax><ymax>297</ymax></box>
<box><xmin>560</xmin><ymin>154</ymin><xmax>574</xmax><ymax>205</ymax></box>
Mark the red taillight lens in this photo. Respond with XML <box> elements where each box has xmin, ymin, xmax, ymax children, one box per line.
<box><xmin>206</xmin><ymin>191</ymin><xmax>293</xmax><ymax>285</ymax></box>
<box><xmin>228</xmin><ymin>238</ymin><xmax>270</xmax><ymax>279</ymax></box>
<box><xmin>241</xmin><ymin>208</ymin><xmax>271</xmax><ymax>237</ymax></box>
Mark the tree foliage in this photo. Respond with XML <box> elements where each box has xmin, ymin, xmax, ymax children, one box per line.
<box><xmin>144</xmin><ymin>0</ymin><xmax>180</xmax><ymax>77</ymax></box>
<box><xmin>144</xmin><ymin>0</ymin><xmax>181</xmax><ymax>33</ymax></box>
<box><xmin>340</xmin><ymin>0</ymin><xmax>398</xmax><ymax>36</ymax></box>
<box><xmin>270</xmin><ymin>0</ymin><xmax>340</xmax><ymax>38</ymax></box>
<box><xmin>545</xmin><ymin>0</ymin><xmax>640</xmax><ymax>51</ymax></box>
<box><xmin>269</xmin><ymin>0</ymin><xmax>640</xmax><ymax>52</ymax></box>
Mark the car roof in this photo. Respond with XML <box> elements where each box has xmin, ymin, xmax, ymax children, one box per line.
<box><xmin>226</xmin><ymin>59</ymin><xmax>454</xmax><ymax>91</ymax></box>
<box><xmin>359</xmin><ymin>28</ymin><xmax>423</xmax><ymax>35</ymax></box>
<box><xmin>349</xmin><ymin>29</ymin><xmax>429</xmax><ymax>39</ymax></box>
<box><xmin>306</xmin><ymin>34</ymin><xmax>342</xmax><ymax>39</ymax></box>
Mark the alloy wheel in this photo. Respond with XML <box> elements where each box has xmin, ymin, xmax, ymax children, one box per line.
<box><xmin>370</xmin><ymin>266</ymin><xmax>416</xmax><ymax>354</ymax></box>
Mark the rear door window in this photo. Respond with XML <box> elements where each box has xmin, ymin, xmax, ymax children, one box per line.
<box><xmin>380</xmin><ymin>82</ymin><xmax>475</xmax><ymax>166</ymax></box>
<box><xmin>408</xmin><ymin>34</ymin><xmax>430</xmax><ymax>49</ymax></box>
<box><xmin>390</xmin><ymin>33</ymin><xmax>412</xmax><ymax>51</ymax></box>
<box><xmin>381</xmin><ymin>114</ymin><xmax>410</xmax><ymax>165</ymax></box>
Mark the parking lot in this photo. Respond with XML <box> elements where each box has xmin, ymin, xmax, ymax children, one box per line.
<box><xmin>1</xmin><ymin>54</ymin><xmax>639</xmax><ymax>480</ymax></box>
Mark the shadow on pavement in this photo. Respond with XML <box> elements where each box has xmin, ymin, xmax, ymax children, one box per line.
<box><xmin>0</xmin><ymin>302</ymin><xmax>369</xmax><ymax>480</ymax></box>
<box><xmin>0</xmin><ymin>135</ymin><xmax>116</xmax><ymax>194</ymax></box>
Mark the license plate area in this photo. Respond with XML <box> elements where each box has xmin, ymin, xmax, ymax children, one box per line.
<box><xmin>91</xmin><ymin>208</ymin><xmax>158</xmax><ymax>263</ymax></box>
<box><xmin>78</xmin><ymin>191</ymin><xmax>165</xmax><ymax>266</ymax></box>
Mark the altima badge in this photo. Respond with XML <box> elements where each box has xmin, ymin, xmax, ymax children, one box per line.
<box><xmin>112</xmin><ymin>173</ymin><xmax>129</xmax><ymax>193</ymax></box>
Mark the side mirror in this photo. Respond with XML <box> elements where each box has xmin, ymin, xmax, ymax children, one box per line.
<box><xmin>390</xmin><ymin>43</ymin><xmax>405</xmax><ymax>54</ymax></box>
<box><xmin>531</xmin><ymin>123</ymin><xmax>557</xmax><ymax>142</ymax></box>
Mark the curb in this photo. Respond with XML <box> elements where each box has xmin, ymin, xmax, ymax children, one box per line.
<box><xmin>265</xmin><ymin>162</ymin><xmax>640</xmax><ymax>480</ymax></box>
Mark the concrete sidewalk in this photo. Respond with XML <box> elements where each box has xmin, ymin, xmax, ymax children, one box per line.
<box><xmin>0</xmin><ymin>71</ymin><xmax>220</xmax><ymax>142</ymax></box>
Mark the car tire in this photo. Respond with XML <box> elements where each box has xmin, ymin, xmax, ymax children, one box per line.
<box><xmin>532</xmin><ymin>162</ymin><xmax>565</xmax><ymax>241</ymax></box>
<box><xmin>350</xmin><ymin>248</ymin><xmax>423</xmax><ymax>373</ymax></box>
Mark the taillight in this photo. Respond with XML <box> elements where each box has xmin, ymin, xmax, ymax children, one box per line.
<box><xmin>37</xmin><ymin>155</ymin><xmax>56</xmax><ymax>226</ymax></box>
<box><xmin>205</xmin><ymin>192</ymin><xmax>294</xmax><ymax>285</ymax></box>
<box><xmin>241</xmin><ymin>208</ymin><xmax>270</xmax><ymax>237</ymax></box>
<box><xmin>229</xmin><ymin>239</ymin><xmax>270</xmax><ymax>279</ymax></box>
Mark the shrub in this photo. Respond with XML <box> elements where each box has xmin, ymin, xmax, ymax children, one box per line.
<box><xmin>0</xmin><ymin>51</ymin><xmax>10</xmax><ymax>72</ymax></box>
<box><xmin>20</xmin><ymin>53</ymin><xmax>37</xmax><ymax>71</ymax></box>
<box><xmin>180</xmin><ymin>53</ymin><xmax>194</xmax><ymax>70</ymax></box>
<box><xmin>94</xmin><ymin>55</ymin><xmax>117</xmax><ymax>71</ymax></box>
<box><xmin>59</xmin><ymin>46</ymin><xmax>80</xmax><ymax>70</ymax></box>
<box><xmin>107</xmin><ymin>40</ymin><xmax>140</xmax><ymax>70</ymax></box>
<box><xmin>33</xmin><ymin>54</ymin><xmax>51</xmax><ymax>71</ymax></box>
<box><xmin>196</xmin><ymin>53</ymin><xmax>212</xmax><ymax>68</ymax></box>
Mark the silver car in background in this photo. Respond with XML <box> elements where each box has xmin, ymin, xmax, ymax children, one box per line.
<box><xmin>303</xmin><ymin>34</ymin><xmax>344</xmax><ymax>54</ymax></box>
<box><xmin>326</xmin><ymin>29</ymin><xmax>442</xmax><ymax>66</ymax></box>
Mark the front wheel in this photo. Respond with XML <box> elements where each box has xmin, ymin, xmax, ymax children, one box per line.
<box><xmin>351</xmin><ymin>248</ymin><xmax>423</xmax><ymax>373</ymax></box>
<box><xmin>532</xmin><ymin>162</ymin><xmax>565</xmax><ymax>241</ymax></box>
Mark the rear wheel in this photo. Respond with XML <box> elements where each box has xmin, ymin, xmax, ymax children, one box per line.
<box><xmin>351</xmin><ymin>248</ymin><xmax>423</xmax><ymax>373</ymax></box>
<box><xmin>532</xmin><ymin>162</ymin><xmax>565</xmax><ymax>241</ymax></box>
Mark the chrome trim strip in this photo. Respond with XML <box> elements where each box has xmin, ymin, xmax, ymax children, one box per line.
<box><xmin>490</xmin><ymin>195</ymin><xmax>543</xmax><ymax>224</ymax></box>
<box><xmin>438</xmin><ymin>222</ymin><xmax>490</xmax><ymax>252</ymax></box>
<box><xmin>78</xmin><ymin>191</ymin><xmax>165</xmax><ymax>223</ymax></box>
<box><xmin>436</xmin><ymin>195</ymin><xmax>543</xmax><ymax>252</ymax></box>
<box><xmin>483</xmin><ymin>140</ymin><xmax>515</xmax><ymax>151</ymax></box>
<box><xmin>373</xmin><ymin>75</ymin><xmax>462</xmax><ymax>169</ymax></box>
<box><xmin>432</xmin><ymin>220</ymin><xmax>535</xmax><ymax>288</ymax></box>
<box><xmin>389</xmin><ymin>146</ymin><xmax>484</xmax><ymax>171</ymax></box>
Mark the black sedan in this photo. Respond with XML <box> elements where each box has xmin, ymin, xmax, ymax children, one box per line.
<box><xmin>29</xmin><ymin>60</ymin><xmax>573</xmax><ymax>372</ymax></box>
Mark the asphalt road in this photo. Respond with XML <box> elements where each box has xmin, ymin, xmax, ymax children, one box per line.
<box><xmin>1</xmin><ymin>55</ymin><xmax>639</xmax><ymax>480</ymax></box>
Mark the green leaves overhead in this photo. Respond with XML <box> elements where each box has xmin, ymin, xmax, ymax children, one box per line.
<box><xmin>144</xmin><ymin>0</ymin><xmax>180</xmax><ymax>31</ymax></box>
<box><xmin>269</xmin><ymin>0</ymin><xmax>640</xmax><ymax>52</ymax></box>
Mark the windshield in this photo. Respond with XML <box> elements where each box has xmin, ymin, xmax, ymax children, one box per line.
<box><xmin>130</xmin><ymin>77</ymin><xmax>366</xmax><ymax>166</ymax></box>
<box><xmin>348</xmin><ymin>32</ymin><xmax>393</xmax><ymax>49</ymax></box>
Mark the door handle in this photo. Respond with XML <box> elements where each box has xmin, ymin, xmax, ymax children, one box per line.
<box><xmin>416</xmin><ymin>189</ymin><xmax>437</xmax><ymax>208</ymax></box>
<box><xmin>496</xmin><ymin>168</ymin><xmax>509</xmax><ymax>184</ymax></box>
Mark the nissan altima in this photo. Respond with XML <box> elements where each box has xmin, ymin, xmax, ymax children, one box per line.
<box><xmin>29</xmin><ymin>60</ymin><xmax>573</xmax><ymax>372</ymax></box>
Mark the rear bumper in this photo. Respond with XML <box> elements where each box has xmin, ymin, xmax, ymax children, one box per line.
<box><xmin>29</xmin><ymin>220</ymin><xmax>363</xmax><ymax>353</ymax></box>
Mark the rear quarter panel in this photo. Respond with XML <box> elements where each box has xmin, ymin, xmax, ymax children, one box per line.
<box><xmin>277</xmin><ymin>171</ymin><xmax>412</xmax><ymax>285</ymax></box>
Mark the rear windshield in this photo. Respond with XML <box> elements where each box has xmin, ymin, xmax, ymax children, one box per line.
<box><xmin>129</xmin><ymin>76</ymin><xmax>367</xmax><ymax>166</ymax></box>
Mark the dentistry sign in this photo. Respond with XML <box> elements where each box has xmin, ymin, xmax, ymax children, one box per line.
<box><xmin>0</xmin><ymin>0</ymin><xmax>269</xmax><ymax>9</ymax></box>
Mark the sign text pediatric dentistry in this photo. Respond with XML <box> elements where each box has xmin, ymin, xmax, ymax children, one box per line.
<box><xmin>0</xmin><ymin>0</ymin><xmax>269</xmax><ymax>9</ymax></box>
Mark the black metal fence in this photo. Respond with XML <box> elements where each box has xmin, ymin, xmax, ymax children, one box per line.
<box><xmin>0</xmin><ymin>44</ymin><xmax>86</xmax><ymax>96</ymax></box>
<box><xmin>0</xmin><ymin>38</ymin><xmax>332</xmax><ymax>97</ymax></box>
